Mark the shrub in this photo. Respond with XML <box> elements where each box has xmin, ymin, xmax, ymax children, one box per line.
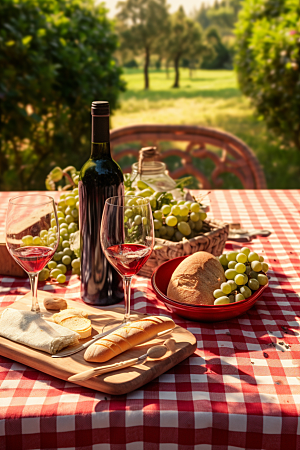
<box><xmin>235</xmin><ymin>0</ymin><xmax>300</xmax><ymax>150</ymax></box>
<box><xmin>0</xmin><ymin>0</ymin><xmax>125</xmax><ymax>190</ymax></box>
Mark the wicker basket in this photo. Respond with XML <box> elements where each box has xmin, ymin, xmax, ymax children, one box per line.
<box><xmin>139</xmin><ymin>219</ymin><xmax>229</xmax><ymax>278</ymax></box>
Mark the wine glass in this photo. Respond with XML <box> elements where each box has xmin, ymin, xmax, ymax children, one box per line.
<box><xmin>6</xmin><ymin>195</ymin><xmax>59</xmax><ymax>313</ymax></box>
<box><xmin>100</xmin><ymin>195</ymin><xmax>154</xmax><ymax>327</ymax></box>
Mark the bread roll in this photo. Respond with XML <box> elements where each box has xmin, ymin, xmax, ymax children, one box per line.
<box><xmin>84</xmin><ymin>316</ymin><xmax>175</xmax><ymax>363</ymax></box>
<box><xmin>167</xmin><ymin>251</ymin><xmax>226</xmax><ymax>306</ymax></box>
<box><xmin>59</xmin><ymin>316</ymin><xmax>92</xmax><ymax>339</ymax></box>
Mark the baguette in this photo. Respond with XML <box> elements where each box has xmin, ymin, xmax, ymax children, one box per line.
<box><xmin>84</xmin><ymin>316</ymin><xmax>175</xmax><ymax>363</ymax></box>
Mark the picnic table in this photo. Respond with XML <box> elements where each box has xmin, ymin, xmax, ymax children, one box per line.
<box><xmin>0</xmin><ymin>189</ymin><xmax>300</xmax><ymax>450</ymax></box>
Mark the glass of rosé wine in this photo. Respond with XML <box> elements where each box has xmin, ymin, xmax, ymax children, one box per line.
<box><xmin>6</xmin><ymin>195</ymin><xmax>59</xmax><ymax>313</ymax></box>
<box><xmin>100</xmin><ymin>196</ymin><xmax>154</xmax><ymax>326</ymax></box>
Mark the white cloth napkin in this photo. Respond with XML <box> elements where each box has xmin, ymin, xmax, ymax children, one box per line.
<box><xmin>0</xmin><ymin>308</ymin><xmax>80</xmax><ymax>354</ymax></box>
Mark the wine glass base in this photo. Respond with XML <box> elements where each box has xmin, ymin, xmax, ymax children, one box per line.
<box><xmin>101</xmin><ymin>313</ymin><xmax>140</xmax><ymax>333</ymax></box>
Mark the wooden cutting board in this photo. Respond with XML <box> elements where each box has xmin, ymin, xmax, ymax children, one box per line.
<box><xmin>0</xmin><ymin>291</ymin><xmax>197</xmax><ymax>395</ymax></box>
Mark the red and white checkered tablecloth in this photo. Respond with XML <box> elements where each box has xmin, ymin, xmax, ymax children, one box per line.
<box><xmin>1</xmin><ymin>190</ymin><xmax>300</xmax><ymax>450</ymax></box>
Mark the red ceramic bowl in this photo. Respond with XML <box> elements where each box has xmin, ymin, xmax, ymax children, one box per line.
<box><xmin>151</xmin><ymin>256</ymin><xmax>269</xmax><ymax>322</ymax></box>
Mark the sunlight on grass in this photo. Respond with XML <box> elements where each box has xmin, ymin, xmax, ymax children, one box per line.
<box><xmin>111</xmin><ymin>68</ymin><xmax>300</xmax><ymax>188</ymax></box>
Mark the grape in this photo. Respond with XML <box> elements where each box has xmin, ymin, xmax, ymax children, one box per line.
<box><xmin>72</xmin><ymin>267</ymin><xmax>80</xmax><ymax>275</ymax></box>
<box><xmin>224</xmin><ymin>269</ymin><xmax>237</xmax><ymax>280</ymax></box>
<box><xmin>240</xmin><ymin>247</ymin><xmax>250</xmax><ymax>256</ymax></box>
<box><xmin>57</xmin><ymin>211</ymin><xmax>65</xmax><ymax>219</ymax></box>
<box><xmin>174</xmin><ymin>230</ymin><xmax>184</xmax><ymax>241</ymax></box>
<box><xmin>58</xmin><ymin>217</ymin><xmax>66</xmax><ymax>225</ymax></box>
<box><xmin>235</xmin><ymin>263</ymin><xmax>246</xmax><ymax>274</ymax></box>
<box><xmin>68</xmin><ymin>223</ymin><xmax>78</xmax><ymax>233</ymax></box>
<box><xmin>166</xmin><ymin>226</ymin><xmax>175</xmax><ymax>237</ymax></box>
<box><xmin>178</xmin><ymin>200</ymin><xmax>185</xmax><ymax>205</ymax></box>
<box><xmin>62</xmin><ymin>255</ymin><xmax>71</xmax><ymax>265</ymax></box>
<box><xmin>219</xmin><ymin>254</ymin><xmax>227</xmax><ymax>266</ymax></box>
<box><xmin>127</xmin><ymin>197</ymin><xmax>138</xmax><ymax>206</ymax></box>
<box><xmin>51</xmin><ymin>268</ymin><xmax>62</xmax><ymax>278</ymax></box>
<box><xmin>259</xmin><ymin>255</ymin><xmax>264</xmax><ymax>262</ymax></box>
<box><xmin>125</xmin><ymin>208</ymin><xmax>133</xmax><ymax>218</ymax></box>
<box><xmin>236</xmin><ymin>253</ymin><xmax>247</xmax><ymax>264</ymax></box>
<box><xmin>56</xmin><ymin>264</ymin><xmax>67</xmax><ymax>274</ymax></box>
<box><xmin>190</xmin><ymin>212</ymin><xmax>200</xmax><ymax>222</ymax></box>
<box><xmin>227</xmin><ymin>280</ymin><xmax>237</xmax><ymax>291</ymax></box>
<box><xmin>188</xmin><ymin>219</ymin><xmax>195</xmax><ymax>230</ymax></box>
<box><xmin>71</xmin><ymin>258</ymin><xmax>81</xmax><ymax>269</ymax></box>
<box><xmin>235</xmin><ymin>273</ymin><xmax>246</xmax><ymax>285</ymax></box>
<box><xmin>177</xmin><ymin>221</ymin><xmax>191</xmax><ymax>236</ymax></box>
<box><xmin>171</xmin><ymin>205</ymin><xmax>180</xmax><ymax>215</ymax></box>
<box><xmin>228</xmin><ymin>261</ymin><xmax>237</xmax><ymax>269</ymax></box>
<box><xmin>60</xmin><ymin>222</ymin><xmax>68</xmax><ymax>229</ymax></box>
<box><xmin>57</xmin><ymin>274</ymin><xmax>66</xmax><ymax>284</ymax></box>
<box><xmin>162</xmin><ymin>204</ymin><xmax>171</xmax><ymax>215</ymax></box>
<box><xmin>159</xmin><ymin>226</ymin><xmax>167</xmax><ymax>236</ymax></box>
<box><xmin>65</xmin><ymin>196</ymin><xmax>76</xmax><ymax>207</ymax></box>
<box><xmin>184</xmin><ymin>201</ymin><xmax>192</xmax><ymax>209</ymax></box>
<box><xmin>153</xmin><ymin>210</ymin><xmax>162</xmax><ymax>220</ymax></box>
<box><xmin>249</xmin><ymin>270</ymin><xmax>258</xmax><ymax>279</ymax></box>
<box><xmin>179</xmin><ymin>205</ymin><xmax>189</xmax><ymax>216</ymax></box>
<box><xmin>39</xmin><ymin>268</ymin><xmax>50</xmax><ymax>281</ymax></box>
<box><xmin>226</xmin><ymin>251</ymin><xmax>238</xmax><ymax>262</ymax></box>
<box><xmin>257</xmin><ymin>274</ymin><xmax>268</xmax><ymax>285</ymax></box>
<box><xmin>76</xmin><ymin>201</ymin><xmax>79</xmax><ymax>210</ymax></box>
<box><xmin>214</xmin><ymin>296</ymin><xmax>230</xmax><ymax>305</ymax></box>
<box><xmin>190</xmin><ymin>202</ymin><xmax>200</xmax><ymax>213</ymax></box>
<box><xmin>199</xmin><ymin>212</ymin><xmax>207</xmax><ymax>220</ymax></box>
<box><xmin>179</xmin><ymin>215</ymin><xmax>189</xmax><ymax>222</ymax></box>
<box><xmin>48</xmin><ymin>261</ymin><xmax>57</xmax><ymax>270</ymax></box>
<box><xmin>73</xmin><ymin>188</ymin><xmax>78</xmax><ymax>195</ymax></box>
<box><xmin>235</xmin><ymin>293</ymin><xmax>245</xmax><ymax>302</ymax></box>
<box><xmin>62</xmin><ymin>240</ymin><xmax>70</xmax><ymax>249</ymax></box>
<box><xmin>134</xmin><ymin>215</ymin><xmax>142</xmax><ymax>225</ymax></box>
<box><xmin>221</xmin><ymin>282</ymin><xmax>231</xmax><ymax>295</ymax></box>
<box><xmin>22</xmin><ymin>235</ymin><xmax>33</xmax><ymax>246</ymax></box>
<box><xmin>65</xmin><ymin>215</ymin><xmax>74</xmax><ymax>224</ymax></box>
<box><xmin>142</xmin><ymin>217</ymin><xmax>148</xmax><ymax>225</ymax></box>
<box><xmin>53</xmin><ymin>252</ymin><xmax>62</xmax><ymax>261</ymax></box>
<box><xmin>261</xmin><ymin>262</ymin><xmax>269</xmax><ymax>273</ymax></box>
<box><xmin>194</xmin><ymin>220</ymin><xmax>203</xmax><ymax>231</ymax></box>
<box><xmin>248</xmin><ymin>252</ymin><xmax>259</xmax><ymax>262</ymax></box>
<box><xmin>213</xmin><ymin>289</ymin><xmax>224</xmax><ymax>299</ymax></box>
<box><xmin>240</xmin><ymin>286</ymin><xmax>252</xmax><ymax>298</ymax></box>
<box><xmin>138</xmin><ymin>189</ymin><xmax>153</xmax><ymax>198</ymax></box>
<box><xmin>154</xmin><ymin>219</ymin><xmax>162</xmax><ymax>230</ymax></box>
<box><xmin>248</xmin><ymin>278</ymin><xmax>259</xmax><ymax>290</ymax></box>
<box><xmin>40</xmin><ymin>230</ymin><xmax>48</xmax><ymax>238</ymax></box>
<box><xmin>245</xmin><ymin>265</ymin><xmax>251</xmax><ymax>275</ymax></box>
<box><xmin>71</xmin><ymin>208</ymin><xmax>78</xmax><ymax>219</ymax></box>
<box><xmin>149</xmin><ymin>196</ymin><xmax>157</xmax><ymax>209</ymax></box>
<box><xmin>166</xmin><ymin>215</ymin><xmax>177</xmax><ymax>227</ymax></box>
<box><xmin>51</xmin><ymin>218</ymin><xmax>56</xmax><ymax>228</ymax></box>
<box><xmin>251</xmin><ymin>261</ymin><xmax>262</xmax><ymax>272</ymax></box>
<box><xmin>33</xmin><ymin>236</ymin><xmax>42</xmax><ymax>245</ymax></box>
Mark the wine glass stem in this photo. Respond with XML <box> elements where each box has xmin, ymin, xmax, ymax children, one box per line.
<box><xmin>123</xmin><ymin>276</ymin><xmax>132</xmax><ymax>323</ymax></box>
<box><xmin>28</xmin><ymin>273</ymin><xmax>40</xmax><ymax>313</ymax></box>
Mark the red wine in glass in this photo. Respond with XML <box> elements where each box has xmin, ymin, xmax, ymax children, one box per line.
<box><xmin>105</xmin><ymin>244</ymin><xmax>152</xmax><ymax>278</ymax></box>
<box><xmin>6</xmin><ymin>194</ymin><xmax>59</xmax><ymax>313</ymax></box>
<box><xmin>12</xmin><ymin>246</ymin><xmax>54</xmax><ymax>273</ymax></box>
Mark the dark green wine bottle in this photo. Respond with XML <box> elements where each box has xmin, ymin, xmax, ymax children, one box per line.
<box><xmin>78</xmin><ymin>101</ymin><xmax>124</xmax><ymax>305</ymax></box>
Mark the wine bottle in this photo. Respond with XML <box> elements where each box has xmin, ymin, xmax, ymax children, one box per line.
<box><xmin>79</xmin><ymin>101</ymin><xmax>124</xmax><ymax>305</ymax></box>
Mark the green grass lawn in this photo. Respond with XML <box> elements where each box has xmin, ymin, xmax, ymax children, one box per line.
<box><xmin>111</xmin><ymin>68</ymin><xmax>300</xmax><ymax>189</ymax></box>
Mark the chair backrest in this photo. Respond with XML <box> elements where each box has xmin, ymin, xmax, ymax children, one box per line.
<box><xmin>110</xmin><ymin>124</ymin><xmax>267</xmax><ymax>189</ymax></box>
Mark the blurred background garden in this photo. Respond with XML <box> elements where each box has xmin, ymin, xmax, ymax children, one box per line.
<box><xmin>0</xmin><ymin>0</ymin><xmax>299</xmax><ymax>191</ymax></box>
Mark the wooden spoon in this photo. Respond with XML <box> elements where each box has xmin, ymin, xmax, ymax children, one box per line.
<box><xmin>68</xmin><ymin>338</ymin><xmax>176</xmax><ymax>383</ymax></box>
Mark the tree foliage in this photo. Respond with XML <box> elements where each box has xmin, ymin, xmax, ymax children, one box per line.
<box><xmin>0</xmin><ymin>0</ymin><xmax>124</xmax><ymax>191</ymax></box>
<box><xmin>235</xmin><ymin>0</ymin><xmax>300</xmax><ymax>150</ymax></box>
<box><xmin>166</xmin><ymin>7</ymin><xmax>207</xmax><ymax>88</ymax></box>
<box><xmin>116</xmin><ymin>0</ymin><xmax>169</xmax><ymax>89</ymax></box>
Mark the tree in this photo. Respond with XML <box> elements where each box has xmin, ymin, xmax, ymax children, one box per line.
<box><xmin>0</xmin><ymin>0</ymin><xmax>124</xmax><ymax>191</ymax></box>
<box><xmin>235</xmin><ymin>0</ymin><xmax>300</xmax><ymax>150</ymax></box>
<box><xmin>166</xmin><ymin>7</ymin><xmax>206</xmax><ymax>88</ymax></box>
<box><xmin>202</xmin><ymin>27</ymin><xmax>232</xmax><ymax>69</ymax></box>
<box><xmin>116</xmin><ymin>0</ymin><xmax>169</xmax><ymax>89</ymax></box>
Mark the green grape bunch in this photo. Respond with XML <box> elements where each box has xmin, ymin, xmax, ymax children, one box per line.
<box><xmin>214</xmin><ymin>247</ymin><xmax>269</xmax><ymax>305</ymax></box>
<box><xmin>39</xmin><ymin>171</ymin><xmax>81</xmax><ymax>283</ymax></box>
<box><xmin>124</xmin><ymin>178</ymin><xmax>207</xmax><ymax>243</ymax></box>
